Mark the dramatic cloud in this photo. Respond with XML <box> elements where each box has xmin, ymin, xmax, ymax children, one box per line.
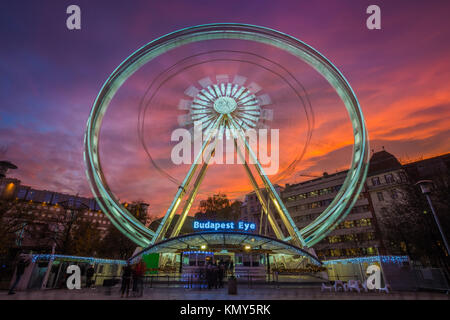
<box><xmin>1</xmin><ymin>0</ymin><xmax>449</xmax><ymax>219</ymax></box>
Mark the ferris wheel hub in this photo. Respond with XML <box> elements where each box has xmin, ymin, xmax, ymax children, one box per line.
<box><xmin>213</xmin><ymin>96</ymin><xmax>237</xmax><ymax>114</ymax></box>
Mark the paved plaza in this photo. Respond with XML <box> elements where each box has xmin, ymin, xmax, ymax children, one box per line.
<box><xmin>1</xmin><ymin>286</ymin><xmax>448</xmax><ymax>300</ymax></box>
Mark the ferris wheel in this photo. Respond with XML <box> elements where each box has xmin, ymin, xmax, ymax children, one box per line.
<box><xmin>84</xmin><ymin>24</ymin><xmax>369</xmax><ymax>251</ymax></box>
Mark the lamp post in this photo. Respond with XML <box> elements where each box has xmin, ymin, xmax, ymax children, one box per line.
<box><xmin>415</xmin><ymin>180</ymin><xmax>450</xmax><ymax>255</ymax></box>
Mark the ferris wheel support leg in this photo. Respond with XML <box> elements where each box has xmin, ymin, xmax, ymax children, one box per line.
<box><xmin>170</xmin><ymin>147</ymin><xmax>215</xmax><ymax>238</ymax></box>
<box><xmin>228</xmin><ymin>116</ymin><xmax>306</xmax><ymax>248</ymax></box>
<box><xmin>152</xmin><ymin>116</ymin><xmax>224</xmax><ymax>244</ymax></box>
<box><xmin>235</xmin><ymin>140</ymin><xmax>285</xmax><ymax>240</ymax></box>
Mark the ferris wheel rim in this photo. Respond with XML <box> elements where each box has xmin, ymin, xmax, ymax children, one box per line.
<box><xmin>84</xmin><ymin>23</ymin><xmax>369</xmax><ymax>248</ymax></box>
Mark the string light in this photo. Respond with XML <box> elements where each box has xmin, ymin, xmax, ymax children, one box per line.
<box><xmin>182</xmin><ymin>251</ymin><xmax>214</xmax><ymax>255</ymax></box>
<box><xmin>31</xmin><ymin>254</ymin><xmax>126</xmax><ymax>265</ymax></box>
<box><xmin>322</xmin><ymin>255</ymin><xmax>409</xmax><ymax>266</ymax></box>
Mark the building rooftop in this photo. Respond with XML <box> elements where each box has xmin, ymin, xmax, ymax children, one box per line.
<box><xmin>368</xmin><ymin>149</ymin><xmax>402</xmax><ymax>174</ymax></box>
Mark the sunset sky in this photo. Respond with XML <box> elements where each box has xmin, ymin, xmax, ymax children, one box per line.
<box><xmin>1</xmin><ymin>0</ymin><xmax>449</xmax><ymax>218</ymax></box>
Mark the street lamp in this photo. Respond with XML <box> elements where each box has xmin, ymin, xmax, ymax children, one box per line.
<box><xmin>415</xmin><ymin>180</ymin><xmax>450</xmax><ymax>255</ymax></box>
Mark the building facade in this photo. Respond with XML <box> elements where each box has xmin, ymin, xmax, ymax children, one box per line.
<box><xmin>0</xmin><ymin>175</ymin><xmax>149</xmax><ymax>253</ymax></box>
<box><xmin>282</xmin><ymin>171</ymin><xmax>381</xmax><ymax>260</ymax></box>
<box><xmin>240</xmin><ymin>150</ymin><xmax>450</xmax><ymax>262</ymax></box>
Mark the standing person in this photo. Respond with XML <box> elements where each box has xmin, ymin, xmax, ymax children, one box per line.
<box><xmin>120</xmin><ymin>262</ymin><xmax>132</xmax><ymax>298</ymax></box>
<box><xmin>212</xmin><ymin>262</ymin><xmax>219</xmax><ymax>289</ymax></box>
<box><xmin>224</xmin><ymin>260</ymin><xmax>229</xmax><ymax>276</ymax></box>
<box><xmin>132</xmin><ymin>261</ymin><xmax>145</xmax><ymax>297</ymax></box>
<box><xmin>206</xmin><ymin>262</ymin><xmax>213</xmax><ymax>290</ymax></box>
<box><xmin>8</xmin><ymin>253</ymin><xmax>30</xmax><ymax>295</ymax></box>
<box><xmin>218</xmin><ymin>263</ymin><xmax>225</xmax><ymax>288</ymax></box>
<box><xmin>131</xmin><ymin>265</ymin><xmax>137</xmax><ymax>296</ymax></box>
<box><xmin>86</xmin><ymin>264</ymin><xmax>95</xmax><ymax>288</ymax></box>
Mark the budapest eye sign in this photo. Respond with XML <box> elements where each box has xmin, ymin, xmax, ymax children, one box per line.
<box><xmin>193</xmin><ymin>220</ymin><xmax>256</xmax><ymax>232</ymax></box>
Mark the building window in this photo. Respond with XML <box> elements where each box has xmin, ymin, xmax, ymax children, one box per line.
<box><xmin>356</xmin><ymin>218</ymin><xmax>371</xmax><ymax>227</ymax></box>
<box><xmin>311</xmin><ymin>201</ymin><xmax>320</xmax><ymax>209</ymax></box>
<box><xmin>328</xmin><ymin>235</ymin><xmax>341</xmax><ymax>243</ymax></box>
<box><xmin>343</xmin><ymin>234</ymin><xmax>356</xmax><ymax>241</ymax></box>
<box><xmin>372</xmin><ymin>177</ymin><xmax>381</xmax><ymax>186</ymax></box>
<box><xmin>385</xmin><ymin>174</ymin><xmax>394</xmax><ymax>184</ymax></box>
<box><xmin>343</xmin><ymin>220</ymin><xmax>354</xmax><ymax>229</ymax></box>
<box><xmin>376</xmin><ymin>192</ymin><xmax>384</xmax><ymax>201</ymax></box>
<box><xmin>399</xmin><ymin>172</ymin><xmax>407</xmax><ymax>182</ymax></box>
<box><xmin>391</xmin><ymin>190</ymin><xmax>398</xmax><ymax>199</ymax></box>
<box><xmin>345</xmin><ymin>248</ymin><xmax>358</xmax><ymax>256</ymax></box>
<box><xmin>330</xmin><ymin>249</ymin><xmax>341</xmax><ymax>257</ymax></box>
<box><xmin>308</xmin><ymin>190</ymin><xmax>319</xmax><ymax>198</ymax></box>
<box><xmin>366</xmin><ymin>232</ymin><xmax>375</xmax><ymax>240</ymax></box>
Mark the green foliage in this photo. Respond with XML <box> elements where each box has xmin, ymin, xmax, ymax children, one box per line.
<box><xmin>194</xmin><ymin>193</ymin><xmax>242</xmax><ymax>221</ymax></box>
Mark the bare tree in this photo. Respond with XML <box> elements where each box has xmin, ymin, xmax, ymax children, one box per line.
<box><xmin>378</xmin><ymin>180</ymin><xmax>449</xmax><ymax>267</ymax></box>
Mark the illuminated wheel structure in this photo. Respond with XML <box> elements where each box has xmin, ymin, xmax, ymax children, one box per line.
<box><xmin>178</xmin><ymin>78</ymin><xmax>273</xmax><ymax>138</ymax></box>
<box><xmin>84</xmin><ymin>24</ymin><xmax>370</xmax><ymax>255</ymax></box>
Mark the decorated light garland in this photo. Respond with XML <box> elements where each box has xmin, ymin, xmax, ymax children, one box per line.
<box><xmin>322</xmin><ymin>255</ymin><xmax>409</xmax><ymax>266</ymax></box>
<box><xmin>31</xmin><ymin>254</ymin><xmax>126</xmax><ymax>265</ymax></box>
<box><xmin>182</xmin><ymin>251</ymin><xmax>214</xmax><ymax>255</ymax></box>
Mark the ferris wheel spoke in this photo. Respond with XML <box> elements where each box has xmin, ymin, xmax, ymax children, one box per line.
<box><xmin>151</xmin><ymin>115</ymin><xmax>224</xmax><ymax>243</ymax></box>
<box><xmin>240</xmin><ymin>110</ymin><xmax>260</xmax><ymax>116</ymax></box>
<box><xmin>207</xmin><ymin>87</ymin><xmax>217</xmax><ymax>99</ymax></box>
<box><xmin>234</xmin><ymin>139</ymin><xmax>285</xmax><ymax>240</ymax></box>
<box><xmin>225</xmin><ymin>83</ymin><xmax>232</xmax><ymax>97</ymax></box>
<box><xmin>231</xmin><ymin>84</ymin><xmax>239</xmax><ymax>97</ymax></box>
<box><xmin>213</xmin><ymin>84</ymin><xmax>222</xmax><ymax>98</ymax></box>
<box><xmin>170</xmin><ymin>140</ymin><xmax>218</xmax><ymax>238</ymax></box>
<box><xmin>233</xmin><ymin>87</ymin><xmax>245</xmax><ymax>100</ymax></box>
<box><xmin>200</xmin><ymin>89</ymin><xmax>215</xmax><ymax>102</ymax></box>
<box><xmin>198</xmin><ymin>76</ymin><xmax>213</xmax><ymax>88</ymax></box>
<box><xmin>232</xmin><ymin>75</ymin><xmax>247</xmax><ymax>86</ymax></box>
<box><xmin>193</xmin><ymin>99</ymin><xmax>210</xmax><ymax>107</ymax></box>
<box><xmin>238</xmin><ymin>94</ymin><xmax>256</xmax><ymax>105</ymax></box>
<box><xmin>237</xmin><ymin>90</ymin><xmax>250</xmax><ymax>102</ymax></box>
<box><xmin>220</xmin><ymin>83</ymin><xmax>226</xmax><ymax>96</ymax></box>
<box><xmin>228</xmin><ymin>115</ymin><xmax>306</xmax><ymax>248</ymax></box>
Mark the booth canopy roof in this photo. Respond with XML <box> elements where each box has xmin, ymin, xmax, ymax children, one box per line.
<box><xmin>131</xmin><ymin>231</ymin><xmax>321</xmax><ymax>265</ymax></box>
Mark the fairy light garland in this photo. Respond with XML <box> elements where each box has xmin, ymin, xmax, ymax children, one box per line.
<box><xmin>31</xmin><ymin>254</ymin><xmax>126</xmax><ymax>265</ymax></box>
<box><xmin>322</xmin><ymin>255</ymin><xmax>409</xmax><ymax>266</ymax></box>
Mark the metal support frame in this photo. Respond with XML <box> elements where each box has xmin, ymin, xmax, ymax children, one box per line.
<box><xmin>235</xmin><ymin>140</ymin><xmax>285</xmax><ymax>240</ymax></box>
<box><xmin>170</xmin><ymin>140</ymin><xmax>218</xmax><ymax>238</ymax></box>
<box><xmin>151</xmin><ymin>115</ymin><xmax>223</xmax><ymax>243</ymax></box>
<box><xmin>228</xmin><ymin>116</ymin><xmax>306</xmax><ymax>247</ymax></box>
<box><xmin>153</xmin><ymin>113</ymin><xmax>305</xmax><ymax>248</ymax></box>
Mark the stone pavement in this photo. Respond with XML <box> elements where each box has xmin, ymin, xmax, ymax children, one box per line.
<box><xmin>1</xmin><ymin>286</ymin><xmax>448</xmax><ymax>300</ymax></box>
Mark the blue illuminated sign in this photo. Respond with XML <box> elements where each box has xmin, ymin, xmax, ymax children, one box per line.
<box><xmin>193</xmin><ymin>220</ymin><xmax>256</xmax><ymax>232</ymax></box>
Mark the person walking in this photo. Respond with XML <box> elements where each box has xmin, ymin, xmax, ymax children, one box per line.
<box><xmin>206</xmin><ymin>262</ymin><xmax>213</xmax><ymax>290</ymax></box>
<box><xmin>8</xmin><ymin>253</ymin><xmax>30</xmax><ymax>295</ymax></box>
<box><xmin>120</xmin><ymin>262</ymin><xmax>132</xmax><ymax>298</ymax></box>
<box><xmin>132</xmin><ymin>261</ymin><xmax>145</xmax><ymax>297</ymax></box>
<box><xmin>218</xmin><ymin>263</ymin><xmax>225</xmax><ymax>288</ymax></box>
<box><xmin>86</xmin><ymin>264</ymin><xmax>95</xmax><ymax>288</ymax></box>
<box><xmin>212</xmin><ymin>262</ymin><xmax>219</xmax><ymax>289</ymax></box>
